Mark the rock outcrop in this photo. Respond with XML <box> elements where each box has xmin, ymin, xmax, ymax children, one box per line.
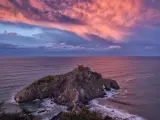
<box><xmin>15</xmin><ymin>66</ymin><xmax>120</xmax><ymax>109</ymax></box>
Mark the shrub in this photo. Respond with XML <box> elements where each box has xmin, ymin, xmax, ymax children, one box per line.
<box><xmin>0</xmin><ymin>102</ymin><xmax>33</xmax><ymax>120</ymax></box>
<box><xmin>55</xmin><ymin>108</ymin><xmax>114</xmax><ymax>120</ymax></box>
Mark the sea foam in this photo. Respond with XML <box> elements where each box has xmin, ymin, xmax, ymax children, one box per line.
<box><xmin>88</xmin><ymin>89</ymin><xmax>146</xmax><ymax>120</ymax></box>
<box><xmin>104</xmin><ymin>88</ymin><xmax>119</xmax><ymax>98</ymax></box>
<box><xmin>89</xmin><ymin>99</ymin><xmax>146</xmax><ymax>120</ymax></box>
<box><xmin>32</xmin><ymin>98</ymin><xmax>67</xmax><ymax>120</ymax></box>
<box><xmin>9</xmin><ymin>89</ymin><xmax>146</xmax><ymax>120</ymax></box>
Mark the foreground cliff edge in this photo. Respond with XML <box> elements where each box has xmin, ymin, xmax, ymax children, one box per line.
<box><xmin>15</xmin><ymin>65</ymin><xmax>120</xmax><ymax>111</ymax></box>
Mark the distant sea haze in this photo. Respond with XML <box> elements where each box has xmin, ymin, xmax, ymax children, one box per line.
<box><xmin>0</xmin><ymin>57</ymin><xmax>160</xmax><ymax>120</ymax></box>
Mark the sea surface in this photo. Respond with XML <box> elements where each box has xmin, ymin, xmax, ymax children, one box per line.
<box><xmin>0</xmin><ymin>57</ymin><xmax>160</xmax><ymax>120</ymax></box>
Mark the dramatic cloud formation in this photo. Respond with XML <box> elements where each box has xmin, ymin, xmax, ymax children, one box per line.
<box><xmin>0</xmin><ymin>0</ymin><xmax>160</xmax><ymax>56</ymax></box>
<box><xmin>0</xmin><ymin>0</ymin><xmax>160</xmax><ymax>42</ymax></box>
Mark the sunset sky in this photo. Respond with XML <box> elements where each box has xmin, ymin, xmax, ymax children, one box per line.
<box><xmin>0</xmin><ymin>0</ymin><xmax>160</xmax><ymax>56</ymax></box>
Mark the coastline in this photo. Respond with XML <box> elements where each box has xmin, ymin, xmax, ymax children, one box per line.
<box><xmin>0</xmin><ymin>65</ymin><xmax>148</xmax><ymax>120</ymax></box>
<box><xmin>1</xmin><ymin>89</ymin><xmax>146</xmax><ymax>120</ymax></box>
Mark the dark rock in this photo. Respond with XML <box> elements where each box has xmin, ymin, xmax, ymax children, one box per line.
<box><xmin>15</xmin><ymin>66</ymin><xmax>120</xmax><ymax>110</ymax></box>
<box><xmin>51</xmin><ymin>112</ymin><xmax>63</xmax><ymax>120</ymax></box>
<box><xmin>51</xmin><ymin>108</ymin><xmax>114</xmax><ymax>120</ymax></box>
<box><xmin>110</xmin><ymin>79</ymin><xmax>120</xmax><ymax>89</ymax></box>
<box><xmin>37</xmin><ymin>109</ymin><xmax>46</xmax><ymax>114</ymax></box>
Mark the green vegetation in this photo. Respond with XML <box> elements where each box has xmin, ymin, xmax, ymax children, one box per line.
<box><xmin>0</xmin><ymin>102</ymin><xmax>33</xmax><ymax>120</ymax></box>
<box><xmin>55</xmin><ymin>108</ymin><xmax>114</xmax><ymax>120</ymax></box>
<box><xmin>38</xmin><ymin>75</ymin><xmax>56</xmax><ymax>81</ymax></box>
<box><xmin>0</xmin><ymin>112</ymin><xmax>33</xmax><ymax>120</ymax></box>
<box><xmin>0</xmin><ymin>102</ymin><xmax>115</xmax><ymax>120</ymax></box>
<box><xmin>32</xmin><ymin>75</ymin><xmax>56</xmax><ymax>86</ymax></box>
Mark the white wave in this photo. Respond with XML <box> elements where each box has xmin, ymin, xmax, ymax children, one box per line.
<box><xmin>89</xmin><ymin>99</ymin><xmax>146</xmax><ymax>120</ymax></box>
<box><xmin>8</xmin><ymin>86</ymin><xmax>26</xmax><ymax>104</ymax></box>
<box><xmin>104</xmin><ymin>88</ymin><xmax>119</xmax><ymax>98</ymax></box>
<box><xmin>8</xmin><ymin>89</ymin><xmax>146</xmax><ymax>120</ymax></box>
<box><xmin>6</xmin><ymin>91</ymin><xmax>18</xmax><ymax>105</ymax></box>
<box><xmin>32</xmin><ymin>98</ymin><xmax>68</xmax><ymax>120</ymax></box>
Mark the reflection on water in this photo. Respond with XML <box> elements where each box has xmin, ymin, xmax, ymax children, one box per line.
<box><xmin>0</xmin><ymin>57</ymin><xmax>160</xmax><ymax>120</ymax></box>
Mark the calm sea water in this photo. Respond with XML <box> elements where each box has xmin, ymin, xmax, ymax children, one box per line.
<box><xmin>0</xmin><ymin>57</ymin><xmax>160</xmax><ymax>120</ymax></box>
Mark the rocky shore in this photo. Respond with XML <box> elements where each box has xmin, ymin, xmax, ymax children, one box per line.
<box><xmin>14</xmin><ymin>65</ymin><xmax>120</xmax><ymax>119</ymax></box>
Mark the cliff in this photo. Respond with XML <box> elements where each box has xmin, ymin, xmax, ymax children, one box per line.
<box><xmin>14</xmin><ymin>66</ymin><xmax>120</xmax><ymax>110</ymax></box>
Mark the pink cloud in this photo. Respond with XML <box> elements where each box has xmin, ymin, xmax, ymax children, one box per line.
<box><xmin>0</xmin><ymin>0</ymin><xmax>160</xmax><ymax>42</ymax></box>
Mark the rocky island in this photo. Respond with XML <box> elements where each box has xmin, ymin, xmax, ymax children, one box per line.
<box><xmin>13</xmin><ymin>65</ymin><xmax>120</xmax><ymax>120</ymax></box>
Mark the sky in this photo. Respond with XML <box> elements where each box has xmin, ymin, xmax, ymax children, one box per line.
<box><xmin>0</xmin><ymin>0</ymin><xmax>160</xmax><ymax>56</ymax></box>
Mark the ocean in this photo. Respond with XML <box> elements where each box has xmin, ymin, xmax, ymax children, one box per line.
<box><xmin>0</xmin><ymin>57</ymin><xmax>160</xmax><ymax>120</ymax></box>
